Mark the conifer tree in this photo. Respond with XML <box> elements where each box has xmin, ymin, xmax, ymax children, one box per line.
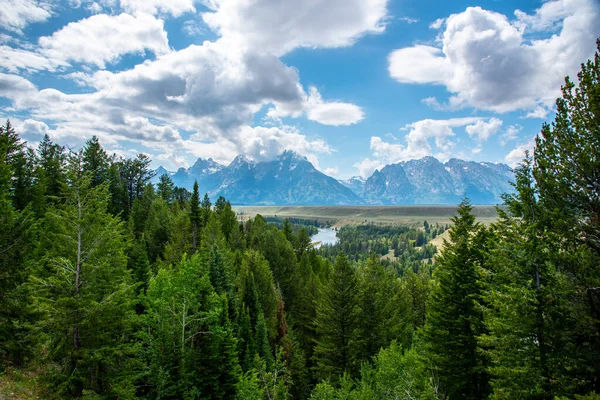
<box><xmin>402</xmin><ymin>266</ymin><xmax>432</xmax><ymax>332</ymax></box>
<box><xmin>422</xmin><ymin>198</ymin><xmax>489</xmax><ymax>400</ymax></box>
<box><xmin>32</xmin><ymin>151</ymin><xmax>136</xmax><ymax>397</ymax></box>
<box><xmin>313</xmin><ymin>253</ymin><xmax>359</xmax><ymax>382</ymax></box>
<box><xmin>481</xmin><ymin>157</ymin><xmax>583</xmax><ymax>398</ymax></box>
<box><xmin>0</xmin><ymin>120</ymin><xmax>33</xmax><ymax>210</ymax></box>
<box><xmin>256</xmin><ymin>311</ymin><xmax>274</xmax><ymax>370</ymax></box>
<box><xmin>214</xmin><ymin>195</ymin><xmax>227</xmax><ymax>215</ymax></box>
<box><xmin>201</xmin><ymin>192</ymin><xmax>212</xmax><ymax>227</ymax></box>
<box><xmin>0</xmin><ymin>122</ymin><xmax>35</xmax><ymax>366</ymax></box>
<box><xmin>532</xmin><ymin>39</ymin><xmax>600</xmax><ymax>393</ymax></box>
<box><xmin>82</xmin><ymin>135</ymin><xmax>110</xmax><ymax>188</ymax></box>
<box><xmin>534</xmin><ymin>38</ymin><xmax>600</xmax><ymax>255</ymax></box>
<box><xmin>34</xmin><ymin>134</ymin><xmax>65</xmax><ymax>214</ymax></box>
<box><xmin>294</xmin><ymin>227</ymin><xmax>312</xmax><ymax>259</ymax></box>
<box><xmin>356</xmin><ymin>254</ymin><xmax>411</xmax><ymax>362</ymax></box>
<box><xmin>190</xmin><ymin>181</ymin><xmax>201</xmax><ymax>249</ymax></box>
<box><xmin>156</xmin><ymin>173</ymin><xmax>175</xmax><ymax>203</ymax></box>
<box><xmin>282</xmin><ymin>218</ymin><xmax>294</xmax><ymax>243</ymax></box>
<box><xmin>209</xmin><ymin>243</ymin><xmax>229</xmax><ymax>295</ymax></box>
<box><xmin>219</xmin><ymin>200</ymin><xmax>238</xmax><ymax>241</ymax></box>
<box><xmin>128</xmin><ymin>237</ymin><xmax>151</xmax><ymax>294</ymax></box>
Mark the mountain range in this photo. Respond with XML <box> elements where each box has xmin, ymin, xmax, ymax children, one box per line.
<box><xmin>153</xmin><ymin>151</ymin><xmax>514</xmax><ymax>205</ymax></box>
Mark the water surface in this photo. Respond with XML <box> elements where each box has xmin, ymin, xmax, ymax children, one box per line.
<box><xmin>312</xmin><ymin>228</ymin><xmax>339</xmax><ymax>248</ymax></box>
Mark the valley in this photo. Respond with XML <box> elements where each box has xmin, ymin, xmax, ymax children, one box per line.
<box><xmin>233</xmin><ymin>204</ymin><xmax>500</xmax><ymax>226</ymax></box>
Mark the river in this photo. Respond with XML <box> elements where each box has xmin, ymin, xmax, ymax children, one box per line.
<box><xmin>311</xmin><ymin>228</ymin><xmax>339</xmax><ymax>248</ymax></box>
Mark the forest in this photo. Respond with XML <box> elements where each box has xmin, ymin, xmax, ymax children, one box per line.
<box><xmin>0</xmin><ymin>41</ymin><xmax>599</xmax><ymax>400</ymax></box>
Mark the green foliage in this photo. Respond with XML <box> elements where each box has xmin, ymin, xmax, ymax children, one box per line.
<box><xmin>317</xmin><ymin>223</ymin><xmax>442</xmax><ymax>269</ymax></box>
<box><xmin>313</xmin><ymin>253</ymin><xmax>360</xmax><ymax>382</ymax></box>
<box><xmin>82</xmin><ymin>136</ymin><xmax>110</xmax><ymax>188</ymax></box>
<box><xmin>356</xmin><ymin>254</ymin><xmax>411</xmax><ymax>361</ymax></box>
<box><xmin>422</xmin><ymin>198</ymin><xmax>489</xmax><ymax>399</ymax></box>
<box><xmin>190</xmin><ymin>181</ymin><xmax>201</xmax><ymax>249</ymax></box>
<box><xmin>142</xmin><ymin>253</ymin><xmax>240</xmax><ymax>399</ymax></box>
<box><xmin>0</xmin><ymin>123</ymin><xmax>37</xmax><ymax>367</ymax></box>
<box><xmin>480</xmin><ymin>158</ymin><xmax>584</xmax><ymax>399</ymax></box>
<box><xmin>156</xmin><ymin>173</ymin><xmax>175</xmax><ymax>203</ymax></box>
<box><xmin>32</xmin><ymin>152</ymin><xmax>137</xmax><ymax>398</ymax></box>
<box><xmin>534</xmin><ymin>38</ymin><xmax>600</xmax><ymax>255</ymax></box>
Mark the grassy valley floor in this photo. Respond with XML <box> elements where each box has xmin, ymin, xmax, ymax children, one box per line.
<box><xmin>233</xmin><ymin>205</ymin><xmax>500</xmax><ymax>226</ymax></box>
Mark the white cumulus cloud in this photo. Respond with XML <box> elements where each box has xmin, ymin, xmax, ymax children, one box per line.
<box><xmin>371</xmin><ymin>117</ymin><xmax>484</xmax><ymax>164</ymax></box>
<box><xmin>39</xmin><ymin>13</ymin><xmax>170</xmax><ymax>69</ymax></box>
<box><xmin>353</xmin><ymin>157</ymin><xmax>383</xmax><ymax>178</ymax></box>
<box><xmin>389</xmin><ymin>0</ymin><xmax>600</xmax><ymax>114</ymax></box>
<box><xmin>305</xmin><ymin>87</ymin><xmax>364</xmax><ymax>126</ymax></box>
<box><xmin>119</xmin><ymin>0</ymin><xmax>196</xmax><ymax>17</ymax></box>
<box><xmin>465</xmin><ymin>117</ymin><xmax>502</xmax><ymax>141</ymax></box>
<box><xmin>0</xmin><ymin>0</ymin><xmax>52</xmax><ymax>33</ymax></box>
<box><xmin>0</xmin><ymin>45</ymin><xmax>69</xmax><ymax>73</ymax></box>
<box><xmin>201</xmin><ymin>0</ymin><xmax>388</xmax><ymax>56</ymax></box>
<box><xmin>505</xmin><ymin>137</ymin><xmax>536</xmax><ymax>167</ymax></box>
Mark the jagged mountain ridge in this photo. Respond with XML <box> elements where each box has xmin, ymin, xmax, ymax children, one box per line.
<box><xmin>357</xmin><ymin>156</ymin><xmax>514</xmax><ymax>204</ymax></box>
<box><xmin>154</xmin><ymin>152</ymin><xmax>514</xmax><ymax>205</ymax></box>
<box><xmin>154</xmin><ymin>151</ymin><xmax>363</xmax><ymax>205</ymax></box>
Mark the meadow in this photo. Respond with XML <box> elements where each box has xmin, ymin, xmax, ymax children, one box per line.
<box><xmin>233</xmin><ymin>205</ymin><xmax>500</xmax><ymax>226</ymax></box>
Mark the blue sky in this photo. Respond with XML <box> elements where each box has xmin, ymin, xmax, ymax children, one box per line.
<box><xmin>1</xmin><ymin>0</ymin><xmax>599</xmax><ymax>179</ymax></box>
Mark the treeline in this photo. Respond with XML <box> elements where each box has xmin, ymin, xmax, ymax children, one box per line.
<box><xmin>264</xmin><ymin>217</ymin><xmax>320</xmax><ymax>236</ymax></box>
<box><xmin>317</xmin><ymin>222</ymin><xmax>443</xmax><ymax>271</ymax></box>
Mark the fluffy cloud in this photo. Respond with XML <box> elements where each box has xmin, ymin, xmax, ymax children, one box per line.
<box><xmin>16</xmin><ymin>118</ymin><xmax>49</xmax><ymax>137</ymax></box>
<box><xmin>0</xmin><ymin>0</ymin><xmax>52</xmax><ymax>33</ymax></box>
<box><xmin>202</xmin><ymin>0</ymin><xmax>388</xmax><ymax>56</ymax></box>
<box><xmin>0</xmin><ymin>73</ymin><xmax>37</xmax><ymax>105</ymax></box>
<box><xmin>354</xmin><ymin>117</ymin><xmax>502</xmax><ymax>176</ymax></box>
<box><xmin>0</xmin><ymin>45</ymin><xmax>68</xmax><ymax>73</ymax></box>
<box><xmin>389</xmin><ymin>0</ymin><xmax>600</xmax><ymax>113</ymax></box>
<box><xmin>305</xmin><ymin>87</ymin><xmax>364</xmax><ymax>126</ymax></box>
<box><xmin>1</xmin><ymin>0</ymin><xmax>381</xmax><ymax>169</ymax></box>
<box><xmin>119</xmin><ymin>0</ymin><xmax>195</xmax><ymax>17</ymax></box>
<box><xmin>324</xmin><ymin>166</ymin><xmax>339</xmax><ymax>176</ymax></box>
<box><xmin>465</xmin><ymin>117</ymin><xmax>502</xmax><ymax>141</ymax></box>
<box><xmin>372</xmin><ymin>117</ymin><xmax>483</xmax><ymax>163</ymax></box>
<box><xmin>39</xmin><ymin>13</ymin><xmax>170</xmax><ymax>68</ymax></box>
<box><xmin>500</xmin><ymin>124</ymin><xmax>522</xmax><ymax>146</ymax></box>
<box><xmin>229</xmin><ymin>125</ymin><xmax>333</xmax><ymax>162</ymax></box>
<box><xmin>505</xmin><ymin>137</ymin><xmax>536</xmax><ymax>167</ymax></box>
<box><xmin>71</xmin><ymin>39</ymin><xmax>306</xmax><ymax>129</ymax></box>
<box><xmin>353</xmin><ymin>157</ymin><xmax>383</xmax><ymax>178</ymax></box>
<box><xmin>389</xmin><ymin>45</ymin><xmax>448</xmax><ymax>84</ymax></box>
<box><xmin>1</xmin><ymin>53</ymin><xmax>331</xmax><ymax>168</ymax></box>
<box><xmin>429</xmin><ymin>18</ymin><xmax>445</xmax><ymax>29</ymax></box>
<box><xmin>524</xmin><ymin>106</ymin><xmax>550</xmax><ymax>119</ymax></box>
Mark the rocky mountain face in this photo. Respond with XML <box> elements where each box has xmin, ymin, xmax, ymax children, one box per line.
<box><xmin>154</xmin><ymin>151</ymin><xmax>363</xmax><ymax>205</ymax></box>
<box><xmin>358</xmin><ymin>156</ymin><xmax>514</xmax><ymax>205</ymax></box>
<box><xmin>155</xmin><ymin>153</ymin><xmax>514</xmax><ymax>205</ymax></box>
<box><xmin>337</xmin><ymin>176</ymin><xmax>366</xmax><ymax>196</ymax></box>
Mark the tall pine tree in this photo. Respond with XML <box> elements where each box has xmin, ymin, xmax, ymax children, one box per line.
<box><xmin>32</xmin><ymin>151</ymin><xmax>137</xmax><ymax>397</ymax></box>
<box><xmin>422</xmin><ymin>198</ymin><xmax>489</xmax><ymax>399</ymax></box>
<box><xmin>313</xmin><ymin>253</ymin><xmax>359</xmax><ymax>382</ymax></box>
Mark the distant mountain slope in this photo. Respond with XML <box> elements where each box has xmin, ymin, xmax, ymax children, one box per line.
<box><xmin>361</xmin><ymin>156</ymin><xmax>514</xmax><ymax>205</ymax></box>
<box><xmin>154</xmin><ymin>153</ymin><xmax>513</xmax><ymax>205</ymax></box>
<box><xmin>153</xmin><ymin>151</ymin><xmax>363</xmax><ymax>205</ymax></box>
<box><xmin>338</xmin><ymin>176</ymin><xmax>366</xmax><ymax>196</ymax></box>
